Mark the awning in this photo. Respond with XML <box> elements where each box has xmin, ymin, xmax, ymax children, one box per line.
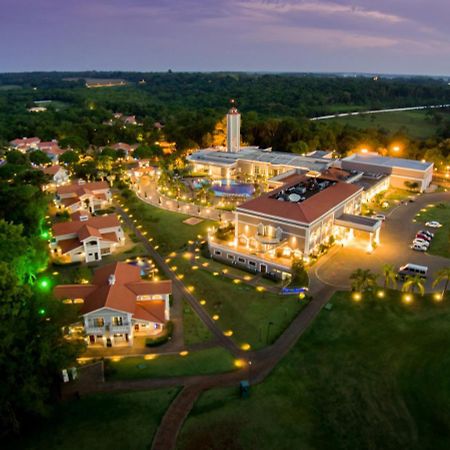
<box><xmin>334</xmin><ymin>213</ymin><xmax>381</xmax><ymax>233</ymax></box>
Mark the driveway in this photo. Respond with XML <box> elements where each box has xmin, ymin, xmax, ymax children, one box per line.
<box><xmin>314</xmin><ymin>191</ymin><xmax>450</xmax><ymax>292</ymax></box>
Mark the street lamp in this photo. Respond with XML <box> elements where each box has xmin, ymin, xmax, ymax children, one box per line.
<box><xmin>266</xmin><ymin>321</ymin><xmax>274</xmax><ymax>344</ymax></box>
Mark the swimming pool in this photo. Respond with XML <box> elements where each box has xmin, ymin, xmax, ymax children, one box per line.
<box><xmin>194</xmin><ymin>179</ymin><xmax>255</xmax><ymax>197</ymax></box>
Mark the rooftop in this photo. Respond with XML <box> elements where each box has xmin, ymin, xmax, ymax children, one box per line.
<box><xmin>54</xmin><ymin>262</ymin><xmax>172</xmax><ymax>318</ymax></box>
<box><xmin>188</xmin><ymin>147</ymin><xmax>332</xmax><ymax>172</ymax></box>
<box><xmin>344</xmin><ymin>152</ymin><xmax>433</xmax><ymax>171</ymax></box>
<box><xmin>238</xmin><ymin>174</ymin><xmax>362</xmax><ymax>224</ymax></box>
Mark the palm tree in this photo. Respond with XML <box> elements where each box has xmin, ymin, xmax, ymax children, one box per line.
<box><xmin>382</xmin><ymin>264</ymin><xmax>397</xmax><ymax>289</ymax></box>
<box><xmin>402</xmin><ymin>275</ymin><xmax>425</xmax><ymax>296</ymax></box>
<box><xmin>350</xmin><ymin>269</ymin><xmax>378</xmax><ymax>292</ymax></box>
<box><xmin>432</xmin><ymin>267</ymin><xmax>450</xmax><ymax>297</ymax></box>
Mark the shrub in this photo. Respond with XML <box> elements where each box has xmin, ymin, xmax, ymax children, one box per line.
<box><xmin>145</xmin><ymin>321</ymin><xmax>174</xmax><ymax>347</ymax></box>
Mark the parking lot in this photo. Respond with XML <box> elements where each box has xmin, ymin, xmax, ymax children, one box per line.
<box><xmin>314</xmin><ymin>191</ymin><xmax>450</xmax><ymax>292</ymax></box>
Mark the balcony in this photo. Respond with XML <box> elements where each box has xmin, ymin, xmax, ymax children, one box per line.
<box><xmin>85</xmin><ymin>326</ymin><xmax>105</xmax><ymax>334</ymax></box>
<box><xmin>255</xmin><ymin>233</ymin><xmax>281</xmax><ymax>245</ymax></box>
<box><xmin>110</xmin><ymin>324</ymin><xmax>131</xmax><ymax>334</ymax></box>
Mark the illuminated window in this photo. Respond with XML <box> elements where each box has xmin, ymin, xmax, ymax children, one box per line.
<box><xmin>112</xmin><ymin>316</ymin><xmax>124</xmax><ymax>326</ymax></box>
<box><xmin>93</xmin><ymin>317</ymin><xmax>104</xmax><ymax>327</ymax></box>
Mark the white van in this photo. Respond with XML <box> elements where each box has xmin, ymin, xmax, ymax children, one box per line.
<box><xmin>397</xmin><ymin>263</ymin><xmax>428</xmax><ymax>280</ymax></box>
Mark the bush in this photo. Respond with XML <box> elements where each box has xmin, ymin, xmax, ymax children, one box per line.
<box><xmin>145</xmin><ymin>321</ymin><xmax>174</xmax><ymax>347</ymax></box>
<box><xmin>290</xmin><ymin>258</ymin><xmax>309</xmax><ymax>287</ymax></box>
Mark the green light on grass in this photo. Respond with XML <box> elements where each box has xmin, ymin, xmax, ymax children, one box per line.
<box><xmin>40</xmin><ymin>231</ymin><xmax>49</xmax><ymax>239</ymax></box>
<box><xmin>38</xmin><ymin>308</ymin><xmax>46</xmax><ymax>315</ymax></box>
<box><xmin>38</xmin><ymin>278</ymin><xmax>50</xmax><ymax>290</ymax></box>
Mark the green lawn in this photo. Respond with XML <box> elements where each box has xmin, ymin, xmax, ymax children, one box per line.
<box><xmin>414</xmin><ymin>202</ymin><xmax>450</xmax><ymax>258</ymax></box>
<box><xmin>118</xmin><ymin>192</ymin><xmax>214</xmax><ymax>255</ymax></box>
<box><xmin>328</xmin><ymin>110</ymin><xmax>442</xmax><ymax>139</ymax></box>
<box><xmin>183</xmin><ymin>301</ymin><xmax>213</xmax><ymax>346</ymax></box>
<box><xmin>7</xmin><ymin>389</ymin><xmax>178</xmax><ymax>450</ymax></box>
<box><xmin>178</xmin><ymin>290</ymin><xmax>450</xmax><ymax>450</ymax></box>
<box><xmin>105</xmin><ymin>347</ymin><xmax>235</xmax><ymax>380</ymax></box>
<box><xmin>173</xmin><ymin>255</ymin><xmax>306</xmax><ymax>350</ymax></box>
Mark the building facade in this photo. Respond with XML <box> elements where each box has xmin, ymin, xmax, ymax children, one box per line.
<box><xmin>54</xmin><ymin>262</ymin><xmax>172</xmax><ymax>347</ymax></box>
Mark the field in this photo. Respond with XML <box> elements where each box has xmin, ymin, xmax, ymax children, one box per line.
<box><xmin>328</xmin><ymin>110</ymin><xmax>443</xmax><ymax>139</ymax></box>
<box><xmin>178</xmin><ymin>290</ymin><xmax>450</xmax><ymax>450</ymax></box>
<box><xmin>414</xmin><ymin>202</ymin><xmax>450</xmax><ymax>258</ymax></box>
<box><xmin>183</xmin><ymin>301</ymin><xmax>214</xmax><ymax>346</ymax></box>
<box><xmin>118</xmin><ymin>192</ymin><xmax>214</xmax><ymax>255</ymax></box>
<box><xmin>105</xmin><ymin>348</ymin><xmax>235</xmax><ymax>380</ymax></box>
<box><xmin>172</xmin><ymin>254</ymin><xmax>306</xmax><ymax>350</ymax></box>
<box><xmin>7</xmin><ymin>389</ymin><xmax>178</xmax><ymax>450</ymax></box>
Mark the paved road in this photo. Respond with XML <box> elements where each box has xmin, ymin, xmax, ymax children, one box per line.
<box><xmin>310</xmin><ymin>103</ymin><xmax>450</xmax><ymax>121</ymax></box>
<box><xmin>314</xmin><ymin>191</ymin><xmax>450</xmax><ymax>291</ymax></box>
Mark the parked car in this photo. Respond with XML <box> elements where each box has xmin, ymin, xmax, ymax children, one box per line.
<box><xmin>373</xmin><ymin>213</ymin><xmax>386</xmax><ymax>221</ymax></box>
<box><xmin>413</xmin><ymin>238</ymin><xmax>430</xmax><ymax>247</ymax></box>
<box><xmin>418</xmin><ymin>229</ymin><xmax>434</xmax><ymax>238</ymax></box>
<box><xmin>416</xmin><ymin>233</ymin><xmax>432</xmax><ymax>242</ymax></box>
<box><xmin>411</xmin><ymin>243</ymin><xmax>428</xmax><ymax>252</ymax></box>
<box><xmin>425</xmin><ymin>221</ymin><xmax>442</xmax><ymax>228</ymax></box>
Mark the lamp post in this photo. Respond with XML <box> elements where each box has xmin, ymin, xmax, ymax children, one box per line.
<box><xmin>248</xmin><ymin>359</ymin><xmax>252</xmax><ymax>383</ymax></box>
<box><xmin>266</xmin><ymin>321</ymin><xmax>274</xmax><ymax>344</ymax></box>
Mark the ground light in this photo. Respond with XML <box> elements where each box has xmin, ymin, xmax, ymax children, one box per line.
<box><xmin>38</xmin><ymin>277</ymin><xmax>51</xmax><ymax>291</ymax></box>
<box><xmin>434</xmin><ymin>292</ymin><xmax>443</xmax><ymax>302</ymax></box>
<box><xmin>241</xmin><ymin>343</ymin><xmax>251</xmax><ymax>351</ymax></box>
<box><xmin>403</xmin><ymin>294</ymin><xmax>413</xmax><ymax>304</ymax></box>
<box><xmin>352</xmin><ymin>292</ymin><xmax>362</xmax><ymax>302</ymax></box>
<box><xmin>40</xmin><ymin>230</ymin><xmax>49</xmax><ymax>240</ymax></box>
<box><xmin>377</xmin><ymin>290</ymin><xmax>385</xmax><ymax>298</ymax></box>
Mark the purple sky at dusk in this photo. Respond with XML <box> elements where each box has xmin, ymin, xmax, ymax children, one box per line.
<box><xmin>1</xmin><ymin>0</ymin><xmax>449</xmax><ymax>75</ymax></box>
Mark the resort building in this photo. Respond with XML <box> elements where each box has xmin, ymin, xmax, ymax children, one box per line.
<box><xmin>51</xmin><ymin>213</ymin><xmax>125</xmax><ymax>263</ymax></box>
<box><xmin>9</xmin><ymin>137</ymin><xmax>41</xmax><ymax>152</ymax></box>
<box><xmin>55</xmin><ymin>180</ymin><xmax>112</xmax><ymax>214</ymax></box>
<box><xmin>40</xmin><ymin>165</ymin><xmax>70</xmax><ymax>188</ymax></box>
<box><xmin>341</xmin><ymin>152</ymin><xmax>433</xmax><ymax>192</ymax></box>
<box><xmin>209</xmin><ymin>173</ymin><xmax>381</xmax><ymax>279</ymax></box>
<box><xmin>54</xmin><ymin>262</ymin><xmax>172</xmax><ymax>347</ymax></box>
<box><xmin>226</xmin><ymin>100</ymin><xmax>241</xmax><ymax>152</ymax></box>
<box><xmin>37</xmin><ymin>140</ymin><xmax>66</xmax><ymax>162</ymax></box>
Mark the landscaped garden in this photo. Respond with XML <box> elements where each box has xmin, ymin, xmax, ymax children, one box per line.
<box><xmin>116</xmin><ymin>191</ymin><xmax>214</xmax><ymax>255</ymax></box>
<box><xmin>183</xmin><ymin>301</ymin><xmax>214</xmax><ymax>346</ymax></box>
<box><xmin>171</xmin><ymin>254</ymin><xmax>307</xmax><ymax>350</ymax></box>
<box><xmin>414</xmin><ymin>202</ymin><xmax>450</xmax><ymax>258</ymax></box>
<box><xmin>6</xmin><ymin>388</ymin><xmax>179</xmax><ymax>450</ymax></box>
<box><xmin>104</xmin><ymin>347</ymin><xmax>235</xmax><ymax>380</ymax></box>
<box><xmin>178</xmin><ymin>290</ymin><xmax>450</xmax><ymax>450</ymax></box>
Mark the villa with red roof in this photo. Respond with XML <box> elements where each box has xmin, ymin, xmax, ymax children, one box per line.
<box><xmin>9</xmin><ymin>137</ymin><xmax>41</xmax><ymax>152</ymax></box>
<box><xmin>40</xmin><ymin>165</ymin><xmax>69</xmax><ymax>187</ymax></box>
<box><xmin>54</xmin><ymin>262</ymin><xmax>172</xmax><ymax>347</ymax></box>
<box><xmin>209</xmin><ymin>173</ymin><xmax>382</xmax><ymax>279</ymax></box>
<box><xmin>51</xmin><ymin>213</ymin><xmax>124</xmax><ymax>263</ymax></box>
<box><xmin>55</xmin><ymin>180</ymin><xmax>112</xmax><ymax>213</ymax></box>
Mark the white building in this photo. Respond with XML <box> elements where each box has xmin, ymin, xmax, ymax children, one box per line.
<box><xmin>54</xmin><ymin>262</ymin><xmax>172</xmax><ymax>347</ymax></box>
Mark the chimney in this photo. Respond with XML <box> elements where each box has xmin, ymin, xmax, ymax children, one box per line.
<box><xmin>108</xmin><ymin>274</ymin><xmax>116</xmax><ymax>285</ymax></box>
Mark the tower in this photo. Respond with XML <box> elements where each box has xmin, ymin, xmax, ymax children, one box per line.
<box><xmin>226</xmin><ymin>99</ymin><xmax>241</xmax><ymax>153</ymax></box>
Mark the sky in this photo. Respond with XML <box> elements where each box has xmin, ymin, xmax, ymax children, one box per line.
<box><xmin>0</xmin><ymin>0</ymin><xmax>449</xmax><ymax>75</ymax></box>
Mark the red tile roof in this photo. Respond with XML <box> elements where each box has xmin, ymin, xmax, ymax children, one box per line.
<box><xmin>54</xmin><ymin>262</ymin><xmax>172</xmax><ymax>321</ymax></box>
<box><xmin>71</xmin><ymin>210</ymin><xmax>91</xmax><ymax>220</ymax></box>
<box><xmin>56</xmin><ymin>181</ymin><xmax>109</xmax><ymax>195</ymax></box>
<box><xmin>77</xmin><ymin>224</ymin><xmax>103</xmax><ymax>241</ymax></box>
<box><xmin>52</xmin><ymin>214</ymin><xmax>120</xmax><ymax>236</ymax></box>
<box><xmin>58</xmin><ymin>238</ymin><xmax>83</xmax><ymax>254</ymax></box>
<box><xmin>238</xmin><ymin>174</ymin><xmax>362</xmax><ymax>224</ymax></box>
<box><xmin>41</xmin><ymin>165</ymin><xmax>64</xmax><ymax>176</ymax></box>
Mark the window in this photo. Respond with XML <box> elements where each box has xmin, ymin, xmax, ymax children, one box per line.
<box><xmin>214</xmin><ymin>250</ymin><xmax>222</xmax><ymax>256</ymax></box>
<box><xmin>227</xmin><ymin>254</ymin><xmax>235</xmax><ymax>260</ymax></box>
<box><xmin>249</xmin><ymin>261</ymin><xmax>256</xmax><ymax>267</ymax></box>
<box><xmin>238</xmin><ymin>257</ymin><xmax>246</xmax><ymax>263</ymax></box>
<box><xmin>93</xmin><ymin>317</ymin><xmax>104</xmax><ymax>327</ymax></box>
<box><xmin>112</xmin><ymin>316</ymin><xmax>124</xmax><ymax>326</ymax></box>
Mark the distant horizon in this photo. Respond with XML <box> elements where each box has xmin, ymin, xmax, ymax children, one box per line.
<box><xmin>1</xmin><ymin>70</ymin><xmax>449</xmax><ymax>79</ymax></box>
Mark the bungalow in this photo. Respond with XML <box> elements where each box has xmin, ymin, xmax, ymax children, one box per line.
<box><xmin>40</xmin><ymin>165</ymin><xmax>70</xmax><ymax>187</ymax></box>
<box><xmin>111</xmin><ymin>142</ymin><xmax>137</xmax><ymax>157</ymax></box>
<box><xmin>55</xmin><ymin>180</ymin><xmax>112</xmax><ymax>213</ymax></box>
<box><xmin>51</xmin><ymin>213</ymin><xmax>125</xmax><ymax>263</ymax></box>
<box><xmin>54</xmin><ymin>262</ymin><xmax>172</xmax><ymax>347</ymax></box>
<box><xmin>38</xmin><ymin>140</ymin><xmax>66</xmax><ymax>162</ymax></box>
<box><xmin>9</xmin><ymin>137</ymin><xmax>41</xmax><ymax>152</ymax></box>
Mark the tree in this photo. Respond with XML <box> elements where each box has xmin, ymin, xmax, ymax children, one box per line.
<box><xmin>0</xmin><ymin>263</ymin><xmax>83</xmax><ymax>435</ymax></box>
<box><xmin>58</xmin><ymin>151</ymin><xmax>79</xmax><ymax>165</ymax></box>
<box><xmin>402</xmin><ymin>275</ymin><xmax>425</xmax><ymax>296</ymax></box>
<box><xmin>290</xmin><ymin>258</ymin><xmax>308</xmax><ymax>287</ymax></box>
<box><xmin>432</xmin><ymin>267</ymin><xmax>450</xmax><ymax>297</ymax></box>
<box><xmin>381</xmin><ymin>264</ymin><xmax>397</xmax><ymax>289</ymax></box>
<box><xmin>350</xmin><ymin>268</ymin><xmax>378</xmax><ymax>292</ymax></box>
<box><xmin>6</xmin><ymin>150</ymin><xmax>27</xmax><ymax>165</ymax></box>
<box><xmin>29</xmin><ymin>150</ymin><xmax>51</xmax><ymax>166</ymax></box>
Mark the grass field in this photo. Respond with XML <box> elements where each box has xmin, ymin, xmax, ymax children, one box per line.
<box><xmin>172</xmin><ymin>255</ymin><xmax>306</xmax><ymax>350</ymax></box>
<box><xmin>183</xmin><ymin>301</ymin><xmax>214</xmax><ymax>346</ymax></box>
<box><xmin>7</xmin><ymin>389</ymin><xmax>178</xmax><ymax>450</ymax></box>
<box><xmin>105</xmin><ymin>347</ymin><xmax>235</xmax><ymax>380</ymax></box>
<box><xmin>178</xmin><ymin>290</ymin><xmax>450</xmax><ymax>450</ymax></box>
<box><xmin>118</xmin><ymin>192</ymin><xmax>214</xmax><ymax>255</ymax></box>
<box><xmin>415</xmin><ymin>202</ymin><xmax>450</xmax><ymax>258</ymax></box>
<box><xmin>328</xmin><ymin>110</ymin><xmax>442</xmax><ymax>139</ymax></box>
